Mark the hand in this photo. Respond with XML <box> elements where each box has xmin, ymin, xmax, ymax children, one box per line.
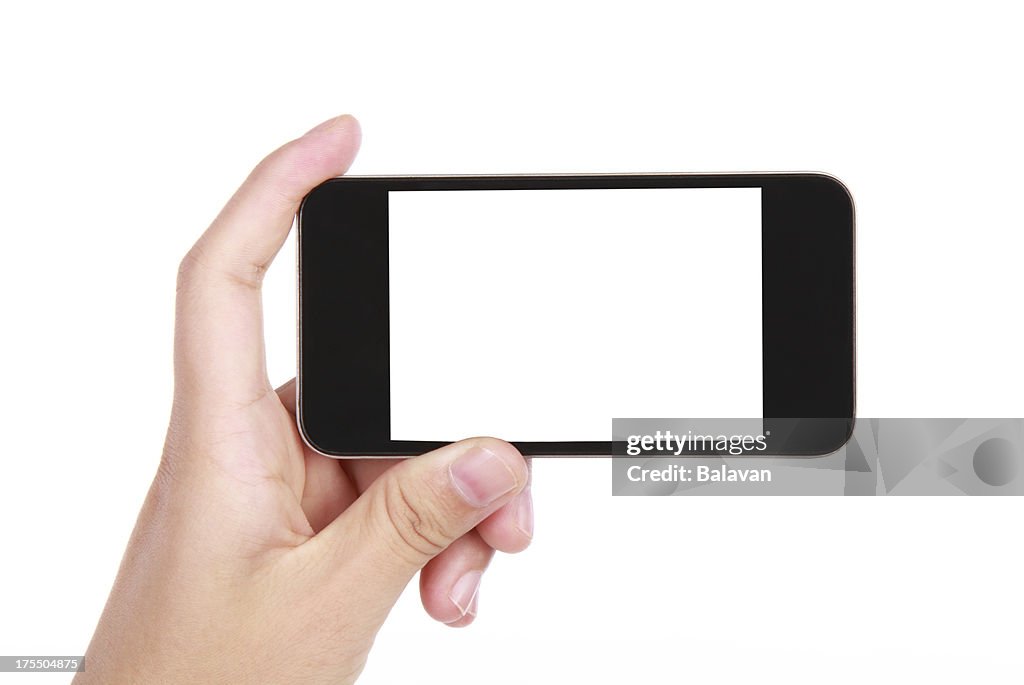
<box><xmin>76</xmin><ymin>115</ymin><xmax>534</xmax><ymax>684</ymax></box>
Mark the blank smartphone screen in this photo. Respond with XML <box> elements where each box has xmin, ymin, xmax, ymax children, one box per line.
<box><xmin>388</xmin><ymin>187</ymin><xmax>763</xmax><ymax>442</ymax></box>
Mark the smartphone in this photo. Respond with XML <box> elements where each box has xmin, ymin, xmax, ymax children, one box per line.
<box><xmin>297</xmin><ymin>174</ymin><xmax>855</xmax><ymax>457</ymax></box>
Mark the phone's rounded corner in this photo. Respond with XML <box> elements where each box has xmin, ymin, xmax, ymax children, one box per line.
<box><xmin>806</xmin><ymin>417</ymin><xmax>857</xmax><ymax>458</ymax></box>
<box><xmin>825</xmin><ymin>416</ymin><xmax>857</xmax><ymax>456</ymax></box>
<box><xmin>298</xmin><ymin>178</ymin><xmax>340</xmax><ymax>224</ymax></box>
<box><xmin>803</xmin><ymin>171</ymin><xmax>856</xmax><ymax>216</ymax></box>
<box><xmin>295</xmin><ymin>406</ymin><xmax>343</xmax><ymax>460</ymax></box>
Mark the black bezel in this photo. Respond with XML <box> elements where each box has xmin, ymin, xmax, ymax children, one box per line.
<box><xmin>297</xmin><ymin>174</ymin><xmax>855</xmax><ymax>457</ymax></box>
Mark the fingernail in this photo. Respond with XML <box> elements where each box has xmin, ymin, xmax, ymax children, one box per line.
<box><xmin>448</xmin><ymin>570</ymin><xmax>483</xmax><ymax>617</ymax></box>
<box><xmin>449</xmin><ymin>446</ymin><xmax>518</xmax><ymax>507</ymax></box>
<box><xmin>515</xmin><ymin>487</ymin><xmax>534</xmax><ymax>539</ymax></box>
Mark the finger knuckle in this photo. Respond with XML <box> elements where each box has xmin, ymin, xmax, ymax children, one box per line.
<box><xmin>379</xmin><ymin>477</ymin><xmax>452</xmax><ymax>563</ymax></box>
<box><xmin>177</xmin><ymin>243</ymin><xmax>264</xmax><ymax>293</ymax></box>
<box><xmin>176</xmin><ymin>243</ymin><xmax>219</xmax><ymax>293</ymax></box>
<box><xmin>176</xmin><ymin>248</ymin><xmax>202</xmax><ymax>291</ymax></box>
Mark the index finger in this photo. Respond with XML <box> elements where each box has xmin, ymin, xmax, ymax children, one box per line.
<box><xmin>174</xmin><ymin>115</ymin><xmax>361</xmax><ymax>408</ymax></box>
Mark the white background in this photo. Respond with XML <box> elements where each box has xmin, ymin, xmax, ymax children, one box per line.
<box><xmin>1</xmin><ymin>1</ymin><xmax>1022</xmax><ymax>683</ymax></box>
<box><xmin>389</xmin><ymin>188</ymin><xmax>762</xmax><ymax>441</ymax></box>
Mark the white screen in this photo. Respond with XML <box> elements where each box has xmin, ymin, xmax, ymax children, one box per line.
<box><xmin>388</xmin><ymin>187</ymin><xmax>762</xmax><ymax>442</ymax></box>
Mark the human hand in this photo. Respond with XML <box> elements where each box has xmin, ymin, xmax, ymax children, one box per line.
<box><xmin>76</xmin><ymin>115</ymin><xmax>534</xmax><ymax>684</ymax></box>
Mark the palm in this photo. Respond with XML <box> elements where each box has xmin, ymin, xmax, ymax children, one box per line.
<box><xmin>207</xmin><ymin>379</ymin><xmax>396</xmax><ymax>548</ymax></box>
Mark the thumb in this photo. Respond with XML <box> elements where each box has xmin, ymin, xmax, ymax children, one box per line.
<box><xmin>314</xmin><ymin>438</ymin><xmax>528</xmax><ymax>604</ymax></box>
